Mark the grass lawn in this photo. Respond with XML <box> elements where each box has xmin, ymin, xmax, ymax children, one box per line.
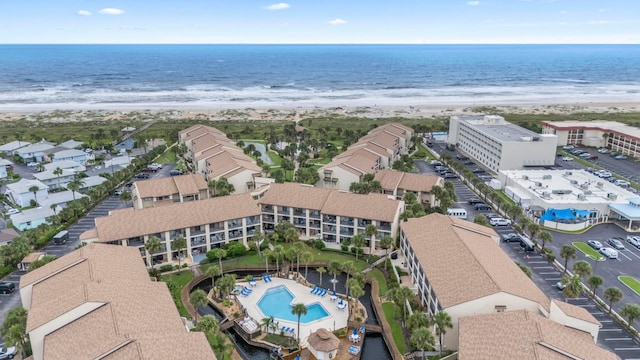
<box><xmin>267</xmin><ymin>150</ymin><xmax>283</xmax><ymax>166</ymax></box>
<box><xmin>156</xmin><ymin>147</ymin><xmax>178</xmax><ymax>164</ymax></box>
<box><xmin>263</xmin><ymin>333</ymin><xmax>296</xmax><ymax>347</ymax></box>
<box><xmin>162</xmin><ymin>270</ymin><xmax>195</xmax><ymax>317</ymax></box>
<box><xmin>494</xmin><ymin>190</ymin><xmax>516</xmax><ymax>207</ymax></box>
<box><xmin>381</xmin><ymin>302</ymin><xmax>406</xmax><ymax>354</ymax></box>
<box><xmin>368</xmin><ymin>268</ymin><xmax>388</xmax><ymax>296</ymax></box>
<box><xmin>619</xmin><ymin>276</ymin><xmax>640</xmax><ymax>296</ymax></box>
<box><xmin>572</xmin><ymin>242</ymin><xmax>606</xmax><ymax>261</ymax></box>
<box><xmin>413</xmin><ymin>143</ymin><xmax>436</xmax><ymax>161</ymax></box>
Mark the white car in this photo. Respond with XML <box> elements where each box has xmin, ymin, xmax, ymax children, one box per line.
<box><xmin>6</xmin><ymin>208</ymin><xmax>19</xmax><ymax>215</ymax></box>
<box><xmin>562</xmin><ymin>145</ymin><xmax>575</xmax><ymax>150</ymax></box>
<box><xmin>627</xmin><ymin>236</ymin><xmax>640</xmax><ymax>249</ymax></box>
<box><xmin>596</xmin><ymin>171</ymin><xmax>612</xmax><ymax>178</ymax></box>
<box><xmin>561</xmin><ymin>157</ymin><xmax>573</xmax><ymax>161</ymax></box>
<box><xmin>490</xmin><ymin>217</ymin><xmax>512</xmax><ymax>226</ymax></box>
<box><xmin>26</xmin><ymin>162</ymin><xmax>38</xmax><ymax>167</ymax></box>
<box><xmin>0</xmin><ymin>344</ymin><xmax>17</xmax><ymax>360</ymax></box>
<box><xmin>597</xmin><ymin>148</ymin><xmax>609</xmax><ymax>154</ymax></box>
<box><xmin>599</xmin><ymin>247</ymin><xmax>619</xmax><ymax>259</ymax></box>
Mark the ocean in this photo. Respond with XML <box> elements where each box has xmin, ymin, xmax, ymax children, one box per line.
<box><xmin>0</xmin><ymin>44</ymin><xmax>639</xmax><ymax>110</ymax></box>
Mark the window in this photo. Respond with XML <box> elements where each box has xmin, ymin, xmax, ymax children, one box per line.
<box><xmin>495</xmin><ymin>305</ymin><xmax>506</xmax><ymax>313</ymax></box>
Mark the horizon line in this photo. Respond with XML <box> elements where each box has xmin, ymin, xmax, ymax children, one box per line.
<box><xmin>0</xmin><ymin>42</ymin><xmax>638</xmax><ymax>46</ymax></box>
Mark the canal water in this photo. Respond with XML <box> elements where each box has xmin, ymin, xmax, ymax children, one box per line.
<box><xmin>194</xmin><ymin>267</ymin><xmax>393</xmax><ymax>360</ymax></box>
<box><xmin>243</xmin><ymin>141</ymin><xmax>274</xmax><ymax>165</ymax></box>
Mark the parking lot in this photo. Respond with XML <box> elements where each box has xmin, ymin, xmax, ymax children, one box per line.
<box><xmin>419</xmin><ymin>145</ymin><xmax>640</xmax><ymax>359</ymax></box>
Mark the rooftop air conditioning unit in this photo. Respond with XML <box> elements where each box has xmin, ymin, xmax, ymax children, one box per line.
<box><xmin>565</xmin><ymin>171</ymin><xmax>572</xmax><ymax>176</ymax></box>
<box><xmin>570</xmin><ymin>180</ymin><xmax>578</xmax><ymax>184</ymax></box>
<box><xmin>522</xmin><ymin>175</ymin><xmax>529</xmax><ymax>180</ymax></box>
<box><xmin>580</xmin><ymin>183</ymin><xmax>589</xmax><ymax>190</ymax></box>
<box><xmin>543</xmin><ymin>175</ymin><xmax>552</xmax><ymax>180</ymax></box>
<box><xmin>535</xmin><ymin>182</ymin><xmax>543</xmax><ymax>187</ymax></box>
<box><xmin>584</xmin><ymin>190</ymin><xmax>592</xmax><ymax>195</ymax></box>
<box><xmin>608</xmin><ymin>193</ymin><xmax>618</xmax><ymax>200</ymax></box>
<box><xmin>577</xmin><ymin>194</ymin><xmax>586</xmax><ymax>200</ymax></box>
<box><xmin>597</xmin><ymin>182</ymin><xmax>603</xmax><ymax>187</ymax></box>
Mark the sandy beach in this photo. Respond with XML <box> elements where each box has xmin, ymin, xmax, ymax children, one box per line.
<box><xmin>0</xmin><ymin>101</ymin><xmax>639</xmax><ymax>124</ymax></box>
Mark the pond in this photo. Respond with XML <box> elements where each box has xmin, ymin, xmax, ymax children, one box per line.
<box><xmin>244</xmin><ymin>141</ymin><xmax>273</xmax><ymax>165</ymax></box>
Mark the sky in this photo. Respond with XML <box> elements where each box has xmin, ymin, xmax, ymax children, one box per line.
<box><xmin>0</xmin><ymin>0</ymin><xmax>638</xmax><ymax>44</ymax></box>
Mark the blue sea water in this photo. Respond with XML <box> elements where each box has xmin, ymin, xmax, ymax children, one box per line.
<box><xmin>0</xmin><ymin>44</ymin><xmax>638</xmax><ymax>110</ymax></box>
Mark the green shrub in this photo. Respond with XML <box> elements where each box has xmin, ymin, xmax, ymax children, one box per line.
<box><xmin>225</xmin><ymin>242</ymin><xmax>248</xmax><ymax>258</ymax></box>
<box><xmin>182</xmin><ymin>263</ymin><xmax>188</xmax><ymax>268</ymax></box>
<box><xmin>341</xmin><ymin>244</ymin><xmax>349</xmax><ymax>252</ymax></box>
<box><xmin>160</xmin><ymin>264</ymin><xmax>174</xmax><ymax>272</ymax></box>
<box><xmin>0</xmin><ymin>265</ymin><xmax>13</xmax><ymax>278</ymax></box>
<box><xmin>350</xmin><ymin>247</ymin><xmax>364</xmax><ymax>257</ymax></box>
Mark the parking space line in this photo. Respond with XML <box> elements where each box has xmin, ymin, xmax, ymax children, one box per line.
<box><xmin>533</xmin><ymin>266</ymin><xmax>555</xmax><ymax>270</ymax></box>
<box><xmin>625</xmin><ymin>249</ymin><xmax>640</xmax><ymax>260</ymax></box>
<box><xmin>605</xmin><ymin>337</ymin><xmax>633</xmax><ymax>341</ymax></box>
<box><xmin>539</xmin><ymin>272</ymin><xmax>560</xmax><ymax>275</ymax></box>
<box><xmin>613</xmin><ymin>348</ymin><xmax>640</xmax><ymax>351</ymax></box>
<box><xmin>544</xmin><ymin>277</ymin><xmax>562</xmax><ymax>281</ymax></box>
<box><xmin>600</xmin><ymin>329</ymin><xmax>623</xmax><ymax>332</ymax></box>
<box><xmin>600</xmin><ymin>320</ymin><xmax>613</xmax><ymax>323</ymax></box>
<box><xmin>528</xmin><ymin>261</ymin><xmax>547</xmax><ymax>264</ymax></box>
<box><xmin>619</xmin><ymin>251</ymin><xmax>632</xmax><ymax>261</ymax></box>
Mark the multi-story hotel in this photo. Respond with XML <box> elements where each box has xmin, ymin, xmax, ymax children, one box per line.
<box><xmin>131</xmin><ymin>173</ymin><xmax>209</xmax><ymax>209</ymax></box>
<box><xmin>319</xmin><ymin>123</ymin><xmax>414</xmax><ymax>191</ymax></box>
<box><xmin>80</xmin><ymin>192</ymin><xmax>262</xmax><ymax>265</ymax></box>
<box><xmin>542</xmin><ymin>120</ymin><xmax>640</xmax><ymax>158</ymax></box>
<box><xmin>374</xmin><ymin>169</ymin><xmax>444</xmax><ymax>208</ymax></box>
<box><xmin>19</xmin><ymin>244</ymin><xmax>215</xmax><ymax>360</ymax></box>
<box><xmin>448</xmin><ymin>115</ymin><xmax>558</xmax><ymax>172</ymax></box>
<box><xmin>399</xmin><ymin>214</ymin><xmax>602</xmax><ymax>350</ymax></box>
<box><xmin>258</xmin><ymin>182</ymin><xmax>404</xmax><ymax>250</ymax></box>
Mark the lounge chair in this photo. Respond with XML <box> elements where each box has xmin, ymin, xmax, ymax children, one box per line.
<box><xmin>310</xmin><ymin>286</ymin><xmax>318</xmax><ymax>294</ymax></box>
<box><xmin>319</xmin><ymin>289</ymin><xmax>327</xmax><ymax>297</ymax></box>
<box><xmin>267</xmin><ymin>275</ymin><xmax>272</xmax><ymax>282</ymax></box>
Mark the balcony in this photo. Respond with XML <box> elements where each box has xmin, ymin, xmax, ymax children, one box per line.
<box><xmin>357</xmin><ymin>220</ymin><xmax>372</xmax><ymax>228</ymax></box>
<box><xmin>190</xmin><ymin>227</ymin><xmax>205</xmax><ymax>236</ymax></box>
<box><xmin>309</xmin><ymin>211</ymin><xmax>321</xmax><ymax>219</ymax></box>
<box><xmin>323</xmin><ymin>226</ymin><xmax>336</xmax><ymax>234</ymax></box>
<box><xmin>229</xmin><ymin>230</ymin><xmax>244</xmax><ymax>239</ymax></box>
<box><xmin>340</xmin><ymin>217</ymin><xmax>354</xmax><ymax>226</ymax></box>
<box><xmin>169</xmin><ymin>231</ymin><xmax>185</xmax><ymax>240</ymax></box>
<box><xmin>293</xmin><ymin>209</ymin><xmax>306</xmax><ymax>217</ymax></box>
<box><xmin>324</xmin><ymin>216</ymin><xmax>337</xmax><ymax>224</ymax></box>
<box><xmin>309</xmin><ymin>220</ymin><xmax>321</xmax><ymax>229</ymax></box>
<box><xmin>262</xmin><ymin>206</ymin><xmax>274</xmax><ymax>213</ymax></box>
<box><xmin>211</xmin><ymin>234</ymin><xmax>226</xmax><ymax>243</ymax></box>
<box><xmin>127</xmin><ymin>238</ymin><xmax>144</xmax><ymax>247</ymax></box>
<box><xmin>294</xmin><ymin>219</ymin><xmax>306</xmax><ymax>226</ymax></box>
<box><xmin>278</xmin><ymin>216</ymin><xmax>290</xmax><ymax>223</ymax></box>
<box><xmin>339</xmin><ymin>228</ymin><xmax>354</xmax><ymax>236</ymax></box>
<box><xmin>379</xmin><ymin>222</ymin><xmax>391</xmax><ymax>231</ymax></box>
<box><xmin>228</xmin><ymin>220</ymin><xmax>242</xmax><ymax>229</ymax></box>
<box><xmin>262</xmin><ymin>214</ymin><xmax>275</xmax><ymax>223</ymax></box>
<box><xmin>246</xmin><ymin>216</ymin><xmax>260</xmax><ymax>225</ymax></box>
<box><xmin>190</xmin><ymin>236</ymin><xmax>206</xmax><ymax>247</ymax></box>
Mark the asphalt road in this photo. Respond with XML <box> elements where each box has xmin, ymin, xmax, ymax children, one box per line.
<box><xmin>417</xmin><ymin>146</ymin><xmax>640</xmax><ymax>359</ymax></box>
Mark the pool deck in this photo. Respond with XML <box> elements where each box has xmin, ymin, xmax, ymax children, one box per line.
<box><xmin>236</xmin><ymin>277</ymin><xmax>349</xmax><ymax>345</ymax></box>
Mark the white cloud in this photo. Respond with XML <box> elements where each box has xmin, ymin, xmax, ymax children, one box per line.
<box><xmin>588</xmin><ymin>20</ymin><xmax>612</xmax><ymax>25</ymax></box>
<box><xmin>77</xmin><ymin>10</ymin><xmax>92</xmax><ymax>16</ymax></box>
<box><xmin>98</xmin><ymin>8</ymin><xmax>125</xmax><ymax>15</ymax></box>
<box><xmin>328</xmin><ymin>18</ymin><xmax>347</xmax><ymax>25</ymax></box>
<box><xmin>467</xmin><ymin>1</ymin><xmax>480</xmax><ymax>5</ymax></box>
<box><xmin>265</xmin><ymin>3</ymin><xmax>290</xmax><ymax>10</ymax></box>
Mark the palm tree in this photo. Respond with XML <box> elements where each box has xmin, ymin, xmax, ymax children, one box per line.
<box><xmin>386</xmin><ymin>287</ymin><xmax>400</xmax><ymax>319</ymax></box>
<box><xmin>561</xmin><ymin>275</ymin><xmax>583</xmax><ymax>300</ymax></box>
<box><xmin>67</xmin><ymin>177</ymin><xmax>85</xmax><ymax>201</ymax></box>
<box><xmin>527</xmin><ymin>223</ymin><xmax>540</xmax><ymax>243</ymax></box>
<box><xmin>328</xmin><ymin>260</ymin><xmax>342</xmax><ymax>292</ymax></box>
<box><xmin>29</xmin><ymin>185</ymin><xmax>40</xmax><ymax>206</ymax></box>
<box><xmin>410</xmin><ymin>327</ymin><xmax>435</xmax><ymax>360</ymax></box>
<box><xmin>292</xmin><ymin>241</ymin><xmax>306</xmax><ymax>276</ymax></box>
<box><xmin>379</xmin><ymin>235</ymin><xmax>394</xmax><ymax>269</ymax></box>
<box><xmin>273</xmin><ymin>245</ymin><xmax>284</xmax><ymax>276</ymax></box>
<box><xmin>205</xmin><ymin>265</ymin><xmax>221</xmax><ymax>293</ymax></box>
<box><xmin>588</xmin><ymin>275</ymin><xmax>603</xmax><ymax>296</ymax></box>
<box><xmin>350</xmin><ymin>283</ymin><xmax>364</xmax><ymax>317</ymax></box>
<box><xmin>351</xmin><ymin>234</ymin><xmax>366</xmax><ymax>261</ymax></box>
<box><xmin>119</xmin><ymin>190</ymin><xmax>132</xmax><ymax>207</ymax></box>
<box><xmin>50</xmin><ymin>203</ymin><xmax>58</xmax><ymax>215</ymax></box>
<box><xmin>538</xmin><ymin>231</ymin><xmax>553</xmax><ymax>252</ymax></box>
<box><xmin>407</xmin><ymin>312</ymin><xmax>429</xmax><ymax>331</ymax></box>
<box><xmin>263</xmin><ymin>248</ymin><xmax>272</xmax><ymax>274</ymax></box>
<box><xmin>302</xmin><ymin>251</ymin><xmax>313</xmax><ymax>280</ymax></box>
<box><xmin>572</xmin><ymin>260</ymin><xmax>591</xmax><ymax>281</ymax></box>
<box><xmin>317</xmin><ymin>266</ymin><xmax>326</xmax><ymax>286</ymax></box>
<box><xmin>285</xmin><ymin>227</ymin><xmax>299</xmax><ymax>244</ymax></box>
<box><xmin>342</xmin><ymin>261</ymin><xmax>355</xmax><ymax>287</ymax></box>
<box><xmin>559</xmin><ymin>245</ymin><xmax>577</xmax><ymax>275</ymax></box>
<box><xmin>53</xmin><ymin>167</ymin><xmax>63</xmax><ymax>189</ymax></box>
<box><xmin>189</xmin><ymin>289</ymin><xmax>209</xmax><ymax>323</ymax></box>
<box><xmin>396</xmin><ymin>286</ymin><xmax>414</xmax><ymax>322</ymax></box>
<box><xmin>145</xmin><ymin>236</ymin><xmax>163</xmax><ymax>265</ymax></box>
<box><xmin>172</xmin><ymin>237</ymin><xmax>187</xmax><ymax>268</ymax></box>
<box><xmin>210</xmin><ymin>248</ymin><xmax>227</xmax><ymax>274</ymax></box>
<box><xmin>603</xmin><ymin>287</ymin><xmax>623</xmax><ymax>314</ymax></box>
<box><xmin>620</xmin><ymin>304</ymin><xmax>640</xmax><ymax>328</ymax></box>
<box><xmin>252</xmin><ymin>231</ymin><xmax>265</xmax><ymax>258</ymax></box>
<box><xmin>291</xmin><ymin>303</ymin><xmax>308</xmax><ymax>344</ymax></box>
<box><xmin>432</xmin><ymin>311</ymin><xmax>453</xmax><ymax>355</ymax></box>
<box><xmin>365</xmin><ymin>224</ymin><xmax>378</xmax><ymax>254</ymax></box>
<box><xmin>195</xmin><ymin>314</ymin><xmax>220</xmax><ymax>335</ymax></box>
<box><xmin>261</xmin><ymin>317</ymin><xmax>273</xmax><ymax>334</ymax></box>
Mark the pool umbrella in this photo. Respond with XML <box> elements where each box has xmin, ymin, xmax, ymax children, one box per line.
<box><xmin>332</xmin><ymin>290</ymin><xmax>336</xmax><ymax>296</ymax></box>
<box><xmin>295</xmin><ymin>355</ymin><xmax>300</xmax><ymax>360</ymax></box>
<box><xmin>353</xmin><ymin>328</ymin><xmax>358</xmax><ymax>335</ymax></box>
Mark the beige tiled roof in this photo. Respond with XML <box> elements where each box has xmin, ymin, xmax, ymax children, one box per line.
<box><xmin>134</xmin><ymin>174</ymin><xmax>208</xmax><ymax>199</ymax></box>
<box><xmin>374</xmin><ymin>170</ymin><xmax>442</xmax><ymax>193</ymax></box>
<box><xmin>22</xmin><ymin>252</ymin><xmax>45</xmax><ymax>264</ymax></box>
<box><xmin>307</xmin><ymin>328</ymin><xmax>340</xmax><ymax>352</ymax></box>
<box><xmin>551</xmin><ymin>299</ymin><xmax>600</xmax><ymax>325</ymax></box>
<box><xmin>458</xmin><ymin>310</ymin><xmax>616</xmax><ymax>360</ymax></box>
<box><xmin>191</xmin><ymin>132</ymin><xmax>235</xmax><ymax>154</ymax></box>
<box><xmin>322</xmin><ymin>191</ymin><xmax>402</xmax><ymax>222</ymax></box>
<box><xmin>22</xmin><ymin>244</ymin><xmax>216</xmax><ymax>359</ymax></box>
<box><xmin>206</xmin><ymin>150</ymin><xmax>262</xmax><ymax>179</ymax></box>
<box><xmin>195</xmin><ymin>143</ymin><xmax>243</xmax><ymax>162</ymax></box>
<box><xmin>401</xmin><ymin>214</ymin><xmax>550</xmax><ymax>310</ymax></box>
<box><xmin>259</xmin><ymin>183</ymin><xmax>332</xmax><ymax>210</ymax></box>
<box><xmin>338</xmin><ymin>144</ymin><xmax>388</xmax><ymax>160</ymax></box>
<box><xmin>92</xmin><ymin>193</ymin><xmax>260</xmax><ymax>242</ymax></box>
<box><xmin>323</xmin><ymin>154</ymin><xmax>377</xmax><ymax>177</ymax></box>
<box><xmin>179</xmin><ymin>124</ymin><xmax>225</xmax><ymax>141</ymax></box>
<box><xmin>79</xmin><ymin>228</ymin><xmax>97</xmax><ymax>241</ymax></box>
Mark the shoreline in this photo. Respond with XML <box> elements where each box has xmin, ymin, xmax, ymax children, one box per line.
<box><xmin>1</xmin><ymin>101</ymin><xmax>639</xmax><ymax>123</ymax></box>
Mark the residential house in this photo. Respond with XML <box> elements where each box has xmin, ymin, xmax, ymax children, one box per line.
<box><xmin>47</xmin><ymin>148</ymin><xmax>88</xmax><ymax>164</ymax></box>
<box><xmin>79</xmin><ymin>193</ymin><xmax>261</xmax><ymax>266</ymax></box>
<box><xmin>18</xmin><ymin>244</ymin><xmax>215</xmax><ymax>360</ymax></box>
<box><xmin>103</xmin><ymin>155</ymin><xmax>131</xmax><ymax>169</ymax></box>
<box><xmin>258</xmin><ymin>182</ymin><xmax>403</xmax><ymax>249</ymax></box>
<box><xmin>0</xmin><ymin>158</ymin><xmax>11</xmax><ymax>179</ymax></box>
<box><xmin>10</xmin><ymin>207</ymin><xmax>56</xmax><ymax>231</ymax></box>
<box><xmin>5</xmin><ymin>178</ymin><xmax>48</xmax><ymax>208</ymax></box>
<box><xmin>131</xmin><ymin>174</ymin><xmax>209</xmax><ymax>209</ymax></box>
<box><xmin>0</xmin><ymin>228</ymin><xmax>19</xmax><ymax>247</ymax></box>
<box><xmin>318</xmin><ymin>122</ymin><xmax>414</xmax><ymax>191</ymax></box>
<box><xmin>374</xmin><ymin>170</ymin><xmax>444</xmax><ymax>208</ymax></box>
<box><xmin>57</xmin><ymin>139</ymin><xmax>83</xmax><ymax>149</ymax></box>
<box><xmin>33</xmin><ymin>168</ymin><xmax>76</xmax><ymax>190</ymax></box>
<box><xmin>0</xmin><ymin>140</ymin><xmax>31</xmax><ymax>155</ymax></box>
<box><xmin>458</xmin><ymin>310</ymin><xmax>616</xmax><ymax>360</ymax></box>
<box><xmin>43</xmin><ymin>160</ymin><xmax>86</xmax><ymax>173</ymax></box>
<box><xmin>19</xmin><ymin>252</ymin><xmax>46</xmax><ymax>271</ymax></box>
<box><xmin>399</xmin><ymin>213</ymin><xmax>601</xmax><ymax>350</ymax></box>
<box><xmin>76</xmin><ymin>175</ymin><xmax>107</xmax><ymax>192</ymax></box>
<box><xmin>14</xmin><ymin>142</ymin><xmax>55</xmax><ymax>163</ymax></box>
<box><xmin>40</xmin><ymin>190</ymin><xmax>87</xmax><ymax>209</ymax></box>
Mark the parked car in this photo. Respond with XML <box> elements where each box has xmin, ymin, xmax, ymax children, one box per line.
<box><xmin>615</xmin><ymin>155</ymin><xmax>628</xmax><ymax>160</ymax></box>
<box><xmin>561</xmin><ymin>157</ymin><xmax>573</xmax><ymax>161</ymax></box>
<box><xmin>502</xmin><ymin>233</ymin><xmax>521</xmax><ymax>242</ymax></box>
<box><xmin>26</xmin><ymin>161</ymin><xmax>38</xmax><ymax>167</ymax></box>
<box><xmin>475</xmin><ymin>204</ymin><xmax>492</xmax><ymax>211</ymax></box>
<box><xmin>614</xmin><ymin>180</ymin><xmax>630</xmax><ymax>187</ymax></box>
<box><xmin>0</xmin><ymin>282</ymin><xmax>15</xmax><ymax>294</ymax></box>
<box><xmin>595</xmin><ymin>171</ymin><xmax>612</xmax><ymax>178</ymax></box>
<box><xmin>588</xmin><ymin>155</ymin><xmax>598</xmax><ymax>160</ymax></box>
<box><xmin>430</xmin><ymin>160</ymin><xmax>442</xmax><ymax>166</ymax></box>
<box><xmin>627</xmin><ymin>236</ymin><xmax>640</xmax><ymax>249</ymax></box>
<box><xmin>597</xmin><ymin>148</ymin><xmax>609</xmax><ymax>153</ymax></box>
<box><xmin>607</xmin><ymin>238</ymin><xmax>626</xmax><ymax>250</ymax></box>
<box><xmin>587</xmin><ymin>240</ymin><xmax>603</xmax><ymax>250</ymax></box>
<box><xmin>571</xmin><ymin>149</ymin><xmax>584</xmax><ymax>155</ymax></box>
<box><xmin>467</xmin><ymin>197</ymin><xmax>483</xmax><ymax>205</ymax></box>
<box><xmin>0</xmin><ymin>344</ymin><xmax>17</xmax><ymax>360</ymax></box>
<box><xmin>170</xmin><ymin>170</ymin><xmax>184</xmax><ymax>176</ymax></box>
<box><xmin>6</xmin><ymin>208</ymin><xmax>19</xmax><ymax>215</ymax></box>
<box><xmin>599</xmin><ymin>247</ymin><xmax>619</xmax><ymax>259</ymax></box>
<box><xmin>579</xmin><ymin>153</ymin><xmax>591</xmax><ymax>158</ymax></box>
<box><xmin>114</xmin><ymin>188</ymin><xmax>124</xmax><ymax>196</ymax></box>
<box><xmin>562</xmin><ymin>145</ymin><xmax>575</xmax><ymax>150</ymax></box>
<box><xmin>556</xmin><ymin>281</ymin><xmax>567</xmax><ymax>290</ymax></box>
<box><xmin>443</xmin><ymin>172</ymin><xmax>457</xmax><ymax>179</ymax></box>
<box><xmin>484</xmin><ymin>213</ymin><xmax>501</xmax><ymax>220</ymax></box>
<box><xmin>471</xmin><ymin>168</ymin><xmax>484</xmax><ymax>174</ymax></box>
<box><xmin>135</xmin><ymin>173</ymin><xmax>151</xmax><ymax>179</ymax></box>
<box><xmin>489</xmin><ymin>217</ymin><xmax>512</xmax><ymax>226</ymax></box>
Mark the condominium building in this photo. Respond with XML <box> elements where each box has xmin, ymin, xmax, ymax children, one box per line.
<box><xmin>18</xmin><ymin>244</ymin><xmax>215</xmax><ymax>360</ymax></box>
<box><xmin>458</xmin><ymin>310</ymin><xmax>616</xmax><ymax>360</ymax></box>
<box><xmin>542</xmin><ymin>120</ymin><xmax>640</xmax><ymax>158</ymax></box>
<box><xmin>80</xmin><ymin>192</ymin><xmax>261</xmax><ymax>265</ymax></box>
<box><xmin>448</xmin><ymin>115</ymin><xmax>558</xmax><ymax>171</ymax></box>
<box><xmin>318</xmin><ymin>123</ymin><xmax>414</xmax><ymax>191</ymax></box>
<box><xmin>399</xmin><ymin>214</ymin><xmax>601</xmax><ymax>350</ymax></box>
<box><xmin>179</xmin><ymin>124</ymin><xmax>273</xmax><ymax>194</ymax></box>
<box><xmin>258</xmin><ymin>183</ymin><xmax>403</xmax><ymax>249</ymax></box>
<box><xmin>131</xmin><ymin>173</ymin><xmax>209</xmax><ymax>209</ymax></box>
<box><xmin>374</xmin><ymin>169</ymin><xmax>444</xmax><ymax>208</ymax></box>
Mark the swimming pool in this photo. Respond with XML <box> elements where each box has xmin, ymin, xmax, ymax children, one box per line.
<box><xmin>257</xmin><ymin>285</ymin><xmax>329</xmax><ymax>323</ymax></box>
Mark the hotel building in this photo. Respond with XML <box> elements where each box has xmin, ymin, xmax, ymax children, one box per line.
<box><xmin>448</xmin><ymin>115</ymin><xmax>558</xmax><ymax>172</ymax></box>
<box><xmin>131</xmin><ymin>173</ymin><xmax>210</xmax><ymax>209</ymax></box>
<box><xmin>374</xmin><ymin>169</ymin><xmax>444</xmax><ymax>208</ymax></box>
<box><xmin>542</xmin><ymin>120</ymin><xmax>640</xmax><ymax>158</ymax></box>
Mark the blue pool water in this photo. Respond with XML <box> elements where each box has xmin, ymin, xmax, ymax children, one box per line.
<box><xmin>257</xmin><ymin>285</ymin><xmax>329</xmax><ymax>323</ymax></box>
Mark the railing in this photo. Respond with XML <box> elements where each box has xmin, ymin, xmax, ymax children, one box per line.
<box><xmin>340</xmin><ymin>218</ymin><xmax>355</xmax><ymax>226</ymax></box>
<box><xmin>229</xmin><ymin>231</ymin><xmax>244</xmax><ymax>239</ymax></box>
<box><xmin>211</xmin><ymin>234</ymin><xmax>226</xmax><ymax>243</ymax></box>
<box><xmin>309</xmin><ymin>211</ymin><xmax>321</xmax><ymax>219</ymax></box>
<box><xmin>228</xmin><ymin>222</ymin><xmax>242</xmax><ymax>229</ymax></box>
<box><xmin>309</xmin><ymin>221</ymin><xmax>321</xmax><ymax>229</ymax></box>
<box><xmin>261</xmin><ymin>206</ymin><xmax>274</xmax><ymax>213</ymax></box>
